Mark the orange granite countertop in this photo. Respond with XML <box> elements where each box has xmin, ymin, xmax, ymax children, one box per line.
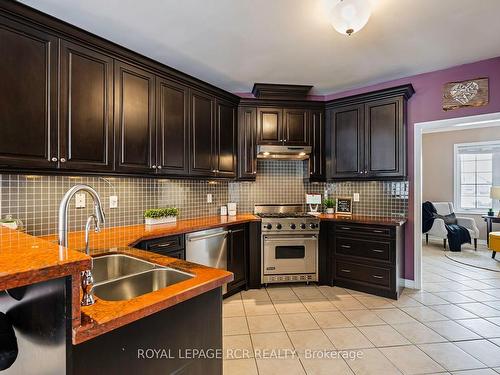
<box><xmin>319</xmin><ymin>214</ymin><xmax>407</xmax><ymax>226</ymax></box>
<box><xmin>41</xmin><ymin>214</ymin><xmax>261</xmax><ymax>252</ymax></box>
<box><xmin>0</xmin><ymin>226</ymin><xmax>90</xmax><ymax>290</ymax></box>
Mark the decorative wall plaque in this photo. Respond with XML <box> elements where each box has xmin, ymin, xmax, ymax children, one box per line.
<box><xmin>443</xmin><ymin>77</ymin><xmax>488</xmax><ymax>111</ymax></box>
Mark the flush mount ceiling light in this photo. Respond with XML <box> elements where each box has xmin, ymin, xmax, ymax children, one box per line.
<box><xmin>330</xmin><ymin>0</ymin><xmax>372</xmax><ymax>36</ymax></box>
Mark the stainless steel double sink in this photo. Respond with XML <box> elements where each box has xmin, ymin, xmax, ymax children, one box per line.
<box><xmin>91</xmin><ymin>254</ymin><xmax>193</xmax><ymax>301</ymax></box>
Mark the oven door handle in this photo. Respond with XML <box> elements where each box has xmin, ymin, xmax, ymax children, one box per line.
<box><xmin>264</xmin><ymin>236</ymin><xmax>317</xmax><ymax>241</ymax></box>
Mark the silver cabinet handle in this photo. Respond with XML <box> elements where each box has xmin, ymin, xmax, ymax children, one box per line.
<box><xmin>372</xmin><ymin>275</ymin><xmax>383</xmax><ymax>279</ymax></box>
<box><xmin>341</xmin><ymin>245</ymin><xmax>351</xmax><ymax>249</ymax></box>
<box><xmin>187</xmin><ymin>231</ymin><xmax>229</xmax><ymax>242</ymax></box>
<box><xmin>372</xmin><ymin>249</ymin><xmax>384</xmax><ymax>253</ymax></box>
<box><xmin>157</xmin><ymin>166</ymin><xmax>162</xmax><ymax>169</ymax></box>
<box><xmin>373</xmin><ymin>230</ymin><xmax>384</xmax><ymax>233</ymax></box>
<box><xmin>152</xmin><ymin>165</ymin><xmax>157</xmax><ymax>169</ymax></box>
<box><xmin>60</xmin><ymin>158</ymin><xmax>66</xmax><ymax>163</ymax></box>
<box><xmin>153</xmin><ymin>241</ymin><xmax>176</xmax><ymax>248</ymax></box>
<box><xmin>51</xmin><ymin>157</ymin><xmax>58</xmax><ymax>162</ymax></box>
<box><xmin>340</xmin><ymin>269</ymin><xmax>351</xmax><ymax>273</ymax></box>
<box><xmin>340</xmin><ymin>227</ymin><xmax>351</xmax><ymax>230</ymax></box>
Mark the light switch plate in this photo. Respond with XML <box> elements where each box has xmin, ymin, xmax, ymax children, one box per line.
<box><xmin>75</xmin><ymin>193</ymin><xmax>86</xmax><ymax>208</ymax></box>
<box><xmin>109</xmin><ymin>195</ymin><xmax>118</xmax><ymax>209</ymax></box>
<box><xmin>207</xmin><ymin>194</ymin><xmax>213</xmax><ymax>203</ymax></box>
<box><xmin>353</xmin><ymin>193</ymin><xmax>360</xmax><ymax>202</ymax></box>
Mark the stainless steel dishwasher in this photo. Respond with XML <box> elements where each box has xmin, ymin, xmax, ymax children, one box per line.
<box><xmin>186</xmin><ymin>227</ymin><xmax>228</xmax><ymax>294</ymax></box>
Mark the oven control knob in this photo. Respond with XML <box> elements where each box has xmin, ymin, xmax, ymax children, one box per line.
<box><xmin>290</xmin><ymin>223</ymin><xmax>296</xmax><ymax>229</ymax></box>
<box><xmin>276</xmin><ymin>223</ymin><xmax>282</xmax><ymax>230</ymax></box>
<box><xmin>300</xmin><ymin>223</ymin><xmax>306</xmax><ymax>229</ymax></box>
<box><xmin>265</xmin><ymin>223</ymin><xmax>272</xmax><ymax>230</ymax></box>
<box><xmin>309</xmin><ymin>223</ymin><xmax>317</xmax><ymax>229</ymax></box>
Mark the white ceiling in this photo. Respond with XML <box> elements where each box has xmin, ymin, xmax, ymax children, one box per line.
<box><xmin>19</xmin><ymin>0</ymin><xmax>500</xmax><ymax>95</ymax></box>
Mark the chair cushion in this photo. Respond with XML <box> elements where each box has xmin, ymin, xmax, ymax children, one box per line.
<box><xmin>490</xmin><ymin>232</ymin><xmax>500</xmax><ymax>252</ymax></box>
<box><xmin>434</xmin><ymin>213</ymin><xmax>457</xmax><ymax>225</ymax></box>
<box><xmin>433</xmin><ymin>202</ymin><xmax>453</xmax><ymax>215</ymax></box>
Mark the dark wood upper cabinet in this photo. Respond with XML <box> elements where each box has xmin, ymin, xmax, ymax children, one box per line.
<box><xmin>326</xmin><ymin>85</ymin><xmax>413</xmax><ymax>180</ymax></box>
<box><xmin>114</xmin><ymin>61</ymin><xmax>156</xmax><ymax>174</ymax></box>
<box><xmin>190</xmin><ymin>90</ymin><xmax>215</xmax><ymax>176</ymax></box>
<box><xmin>60</xmin><ymin>40</ymin><xmax>113</xmax><ymax>171</ymax></box>
<box><xmin>309</xmin><ymin>110</ymin><xmax>325</xmax><ymax>181</ymax></box>
<box><xmin>156</xmin><ymin>77</ymin><xmax>189</xmax><ymax>176</ymax></box>
<box><xmin>364</xmin><ymin>97</ymin><xmax>405</xmax><ymax>178</ymax></box>
<box><xmin>328</xmin><ymin>104</ymin><xmax>364</xmax><ymax>178</ymax></box>
<box><xmin>257</xmin><ymin>107</ymin><xmax>282</xmax><ymax>145</ymax></box>
<box><xmin>215</xmin><ymin>99</ymin><xmax>237</xmax><ymax>178</ymax></box>
<box><xmin>227</xmin><ymin>225</ymin><xmax>247</xmax><ymax>293</ymax></box>
<box><xmin>0</xmin><ymin>16</ymin><xmax>58</xmax><ymax>169</ymax></box>
<box><xmin>238</xmin><ymin>107</ymin><xmax>257</xmax><ymax>180</ymax></box>
<box><xmin>283</xmin><ymin>108</ymin><xmax>308</xmax><ymax>146</ymax></box>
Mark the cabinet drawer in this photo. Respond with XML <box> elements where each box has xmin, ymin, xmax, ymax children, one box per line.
<box><xmin>336</xmin><ymin>261</ymin><xmax>391</xmax><ymax>287</ymax></box>
<box><xmin>335</xmin><ymin>224</ymin><xmax>392</xmax><ymax>237</ymax></box>
<box><xmin>144</xmin><ymin>235</ymin><xmax>185</xmax><ymax>253</ymax></box>
<box><xmin>335</xmin><ymin>237</ymin><xmax>391</xmax><ymax>262</ymax></box>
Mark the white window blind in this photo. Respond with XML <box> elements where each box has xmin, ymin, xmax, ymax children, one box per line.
<box><xmin>454</xmin><ymin>141</ymin><xmax>500</xmax><ymax>212</ymax></box>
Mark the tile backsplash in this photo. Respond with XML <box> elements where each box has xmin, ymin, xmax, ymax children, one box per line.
<box><xmin>0</xmin><ymin>160</ymin><xmax>408</xmax><ymax>236</ymax></box>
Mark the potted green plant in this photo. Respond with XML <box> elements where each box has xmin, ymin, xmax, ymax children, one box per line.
<box><xmin>144</xmin><ymin>207</ymin><xmax>179</xmax><ymax>225</ymax></box>
<box><xmin>323</xmin><ymin>198</ymin><xmax>336</xmax><ymax>214</ymax></box>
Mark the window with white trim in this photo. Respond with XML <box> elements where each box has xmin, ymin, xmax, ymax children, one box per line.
<box><xmin>454</xmin><ymin>141</ymin><xmax>500</xmax><ymax>213</ymax></box>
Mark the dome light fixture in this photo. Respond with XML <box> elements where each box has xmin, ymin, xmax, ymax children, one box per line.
<box><xmin>330</xmin><ymin>0</ymin><xmax>372</xmax><ymax>36</ymax></box>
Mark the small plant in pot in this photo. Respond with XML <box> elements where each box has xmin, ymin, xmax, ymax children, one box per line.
<box><xmin>144</xmin><ymin>207</ymin><xmax>179</xmax><ymax>225</ymax></box>
<box><xmin>324</xmin><ymin>198</ymin><xmax>336</xmax><ymax>214</ymax></box>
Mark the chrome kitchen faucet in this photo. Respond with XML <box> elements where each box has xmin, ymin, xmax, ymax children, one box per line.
<box><xmin>58</xmin><ymin>184</ymin><xmax>106</xmax><ymax>305</ymax></box>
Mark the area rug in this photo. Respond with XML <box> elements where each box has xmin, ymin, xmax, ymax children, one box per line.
<box><xmin>445</xmin><ymin>249</ymin><xmax>500</xmax><ymax>272</ymax></box>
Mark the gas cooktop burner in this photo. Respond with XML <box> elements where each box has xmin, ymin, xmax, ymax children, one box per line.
<box><xmin>256</xmin><ymin>213</ymin><xmax>314</xmax><ymax>219</ymax></box>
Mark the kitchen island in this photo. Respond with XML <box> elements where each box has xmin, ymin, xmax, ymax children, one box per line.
<box><xmin>0</xmin><ymin>222</ymin><xmax>234</xmax><ymax>374</ymax></box>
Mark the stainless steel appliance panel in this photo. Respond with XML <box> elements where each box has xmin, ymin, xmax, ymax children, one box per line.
<box><xmin>186</xmin><ymin>228</ymin><xmax>228</xmax><ymax>293</ymax></box>
<box><xmin>263</xmin><ymin>234</ymin><xmax>317</xmax><ymax>276</ymax></box>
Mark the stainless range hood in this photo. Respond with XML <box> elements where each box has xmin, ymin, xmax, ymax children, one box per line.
<box><xmin>257</xmin><ymin>145</ymin><xmax>312</xmax><ymax>160</ymax></box>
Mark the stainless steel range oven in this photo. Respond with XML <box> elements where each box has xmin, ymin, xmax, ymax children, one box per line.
<box><xmin>255</xmin><ymin>204</ymin><xmax>319</xmax><ymax>284</ymax></box>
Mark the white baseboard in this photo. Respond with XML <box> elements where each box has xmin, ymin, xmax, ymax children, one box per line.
<box><xmin>402</xmin><ymin>279</ymin><xmax>416</xmax><ymax>289</ymax></box>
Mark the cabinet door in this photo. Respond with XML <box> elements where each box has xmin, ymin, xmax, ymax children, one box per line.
<box><xmin>328</xmin><ymin>104</ymin><xmax>364</xmax><ymax>179</ymax></box>
<box><xmin>257</xmin><ymin>107</ymin><xmax>282</xmax><ymax>145</ymax></box>
<box><xmin>283</xmin><ymin>108</ymin><xmax>308</xmax><ymax>146</ymax></box>
<box><xmin>0</xmin><ymin>17</ymin><xmax>58</xmax><ymax>169</ymax></box>
<box><xmin>190</xmin><ymin>90</ymin><xmax>215</xmax><ymax>176</ymax></box>
<box><xmin>216</xmin><ymin>99</ymin><xmax>237</xmax><ymax>178</ymax></box>
<box><xmin>228</xmin><ymin>225</ymin><xmax>247</xmax><ymax>292</ymax></box>
<box><xmin>364</xmin><ymin>97</ymin><xmax>405</xmax><ymax>178</ymax></box>
<box><xmin>114</xmin><ymin>61</ymin><xmax>156</xmax><ymax>174</ymax></box>
<box><xmin>60</xmin><ymin>40</ymin><xmax>113</xmax><ymax>171</ymax></box>
<box><xmin>308</xmin><ymin>110</ymin><xmax>325</xmax><ymax>181</ymax></box>
<box><xmin>238</xmin><ymin>107</ymin><xmax>257</xmax><ymax>180</ymax></box>
<box><xmin>156</xmin><ymin>77</ymin><xmax>189</xmax><ymax>175</ymax></box>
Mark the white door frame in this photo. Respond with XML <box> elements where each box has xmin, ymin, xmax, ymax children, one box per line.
<box><xmin>413</xmin><ymin>112</ymin><xmax>500</xmax><ymax>290</ymax></box>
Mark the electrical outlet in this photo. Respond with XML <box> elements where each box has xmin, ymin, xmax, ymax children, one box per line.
<box><xmin>75</xmin><ymin>193</ymin><xmax>86</xmax><ymax>208</ymax></box>
<box><xmin>207</xmin><ymin>194</ymin><xmax>213</xmax><ymax>203</ymax></box>
<box><xmin>353</xmin><ymin>193</ymin><xmax>360</xmax><ymax>202</ymax></box>
<box><xmin>109</xmin><ymin>195</ymin><xmax>118</xmax><ymax>209</ymax></box>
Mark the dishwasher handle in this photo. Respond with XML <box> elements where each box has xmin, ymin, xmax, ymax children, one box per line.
<box><xmin>187</xmin><ymin>230</ymin><xmax>229</xmax><ymax>242</ymax></box>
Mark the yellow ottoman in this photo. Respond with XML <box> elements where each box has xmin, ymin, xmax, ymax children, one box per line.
<box><xmin>491</xmin><ymin>232</ymin><xmax>500</xmax><ymax>259</ymax></box>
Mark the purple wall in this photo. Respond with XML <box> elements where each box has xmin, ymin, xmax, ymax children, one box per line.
<box><xmin>237</xmin><ymin>56</ymin><xmax>500</xmax><ymax>279</ymax></box>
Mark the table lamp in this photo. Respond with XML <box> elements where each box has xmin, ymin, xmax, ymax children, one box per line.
<box><xmin>491</xmin><ymin>187</ymin><xmax>500</xmax><ymax>217</ymax></box>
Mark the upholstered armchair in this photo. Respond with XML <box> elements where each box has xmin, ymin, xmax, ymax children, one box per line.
<box><xmin>425</xmin><ymin>202</ymin><xmax>480</xmax><ymax>250</ymax></box>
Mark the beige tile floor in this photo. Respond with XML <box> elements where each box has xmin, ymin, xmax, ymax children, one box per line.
<box><xmin>223</xmin><ymin>242</ymin><xmax>500</xmax><ymax>374</ymax></box>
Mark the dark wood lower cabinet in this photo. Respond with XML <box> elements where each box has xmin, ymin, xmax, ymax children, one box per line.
<box><xmin>135</xmin><ymin>234</ymin><xmax>186</xmax><ymax>260</ymax></box>
<box><xmin>319</xmin><ymin>221</ymin><xmax>405</xmax><ymax>299</ymax></box>
<box><xmin>227</xmin><ymin>225</ymin><xmax>247</xmax><ymax>294</ymax></box>
<box><xmin>72</xmin><ymin>288</ymin><xmax>222</xmax><ymax>375</ymax></box>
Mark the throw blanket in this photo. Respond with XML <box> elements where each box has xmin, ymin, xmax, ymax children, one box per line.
<box><xmin>422</xmin><ymin>201</ymin><xmax>471</xmax><ymax>252</ymax></box>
